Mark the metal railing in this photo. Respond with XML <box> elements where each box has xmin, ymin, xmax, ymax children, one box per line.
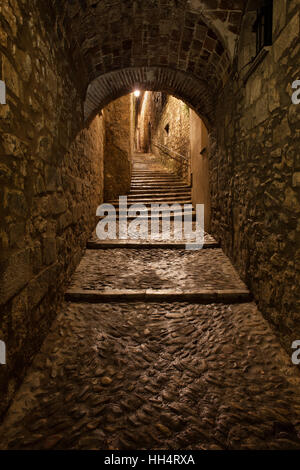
<box><xmin>152</xmin><ymin>141</ymin><xmax>189</xmax><ymax>166</ymax></box>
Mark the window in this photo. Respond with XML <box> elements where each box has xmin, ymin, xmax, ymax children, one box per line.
<box><xmin>164</xmin><ymin>123</ymin><xmax>170</xmax><ymax>134</ymax></box>
<box><xmin>253</xmin><ymin>1</ymin><xmax>273</xmax><ymax>55</ymax></box>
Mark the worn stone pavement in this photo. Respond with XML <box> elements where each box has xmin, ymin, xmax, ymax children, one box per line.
<box><xmin>1</xmin><ymin>302</ymin><xmax>300</xmax><ymax>450</ymax></box>
<box><xmin>68</xmin><ymin>248</ymin><xmax>246</xmax><ymax>292</ymax></box>
<box><xmin>1</xmin><ymin>153</ymin><xmax>300</xmax><ymax>450</ymax></box>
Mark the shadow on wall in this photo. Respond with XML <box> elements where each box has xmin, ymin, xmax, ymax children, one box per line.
<box><xmin>0</xmin><ymin>112</ymin><xmax>105</xmax><ymax>421</ymax></box>
<box><xmin>0</xmin><ymin>88</ymin><xmax>133</xmax><ymax>421</ymax></box>
<box><xmin>102</xmin><ymin>94</ymin><xmax>133</xmax><ymax>202</ymax></box>
<box><xmin>190</xmin><ymin>112</ymin><xmax>211</xmax><ymax>232</ymax></box>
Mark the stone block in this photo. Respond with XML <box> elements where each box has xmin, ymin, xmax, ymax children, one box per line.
<box><xmin>15</xmin><ymin>48</ymin><xmax>32</xmax><ymax>82</ymax></box>
<box><xmin>35</xmin><ymin>174</ymin><xmax>45</xmax><ymax>195</ymax></box>
<box><xmin>42</xmin><ymin>237</ymin><xmax>57</xmax><ymax>265</ymax></box>
<box><xmin>288</xmin><ymin>104</ymin><xmax>300</xmax><ymax>128</ymax></box>
<box><xmin>9</xmin><ymin>222</ymin><xmax>25</xmax><ymax>249</ymax></box>
<box><xmin>268</xmin><ymin>78</ymin><xmax>281</xmax><ymax>112</ymax></box>
<box><xmin>37</xmin><ymin>136</ymin><xmax>52</xmax><ymax>161</ymax></box>
<box><xmin>273</xmin><ymin>13</ymin><xmax>299</xmax><ymax>62</ymax></box>
<box><xmin>273</xmin><ymin>117</ymin><xmax>291</xmax><ymax>145</ymax></box>
<box><xmin>0</xmin><ymin>29</ymin><xmax>7</xmax><ymax>47</ymax></box>
<box><xmin>27</xmin><ymin>264</ymin><xmax>58</xmax><ymax>308</ymax></box>
<box><xmin>288</xmin><ymin>0</ymin><xmax>299</xmax><ymax>14</ymax></box>
<box><xmin>292</xmin><ymin>172</ymin><xmax>300</xmax><ymax>188</ymax></box>
<box><xmin>30</xmin><ymin>242</ymin><xmax>43</xmax><ymax>274</ymax></box>
<box><xmin>0</xmin><ymin>248</ymin><xmax>32</xmax><ymax>305</ymax></box>
<box><xmin>4</xmin><ymin>189</ymin><xmax>27</xmax><ymax>217</ymax></box>
<box><xmin>283</xmin><ymin>187</ymin><xmax>300</xmax><ymax>212</ymax></box>
<box><xmin>248</xmin><ymin>76</ymin><xmax>262</xmax><ymax>105</ymax></box>
<box><xmin>0</xmin><ymin>163</ymin><xmax>12</xmax><ymax>182</ymax></box>
<box><xmin>45</xmin><ymin>166</ymin><xmax>61</xmax><ymax>192</ymax></box>
<box><xmin>273</xmin><ymin>0</ymin><xmax>287</xmax><ymax>38</ymax></box>
<box><xmin>49</xmin><ymin>195</ymin><xmax>68</xmax><ymax>215</ymax></box>
<box><xmin>58</xmin><ymin>211</ymin><xmax>72</xmax><ymax>231</ymax></box>
<box><xmin>1</xmin><ymin>56</ymin><xmax>20</xmax><ymax>98</ymax></box>
<box><xmin>254</xmin><ymin>96</ymin><xmax>269</xmax><ymax>125</ymax></box>
<box><xmin>2</xmin><ymin>133</ymin><xmax>27</xmax><ymax>157</ymax></box>
<box><xmin>0</xmin><ymin>3</ymin><xmax>18</xmax><ymax>36</ymax></box>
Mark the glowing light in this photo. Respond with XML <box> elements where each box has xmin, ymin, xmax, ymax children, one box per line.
<box><xmin>134</xmin><ymin>90</ymin><xmax>141</xmax><ymax>97</ymax></box>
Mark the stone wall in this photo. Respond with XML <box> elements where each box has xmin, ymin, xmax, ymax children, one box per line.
<box><xmin>103</xmin><ymin>94</ymin><xmax>132</xmax><ymax>202</ymax></box>
<box><xmin>190</xmin><ymin>112</ymin><xmax>211</xmax><ymax>231</ymax></box>
<box><xmin>210</xmin><ymin>3</ymin><xmax>300</xmax><ymax>351</ymax></box>
<box><xmin>135</xmin><ymin>92</ymin><xmax>191</xmax><ymax>181</ymax></box>
<box><xmin>1</xmin><ymin>0</ymin><xmax>299</xmax><ymax>420</ymax></box>
<box><xmin>134</xmin><ymin>91</ymin><xmax>151</xmax><ymax>153</ymax></box>
<box><xmin>0</xmin><ymin>0</ymin><xmax>104</xmax><ymax>419</ymax></box>
<box><xmin>152</xmin><ymin>94</ymin><xmax>190</xmax><ymax>182</ymax></box>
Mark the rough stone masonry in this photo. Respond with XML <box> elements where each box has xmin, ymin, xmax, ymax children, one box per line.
<box><xmin>0</xmin><ymin>0</ymin><xmax>299</xmax><ymax>434</ymax></box>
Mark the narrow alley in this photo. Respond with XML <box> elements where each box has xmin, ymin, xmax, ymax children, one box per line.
<box><xmin>0</xmin><ymin>154</ymin><xmax>300</xmax><ymax>450</ymax></box>
<box><xmin>0</xmin><ymin>0</ymin><xmax>299</xmax><ymax>452</ymax></box>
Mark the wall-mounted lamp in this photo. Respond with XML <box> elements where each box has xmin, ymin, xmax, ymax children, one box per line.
<box><xmin>134</xmin><ymin>90</ymin><xmax>141</xmax><ymax>97</ymax></box>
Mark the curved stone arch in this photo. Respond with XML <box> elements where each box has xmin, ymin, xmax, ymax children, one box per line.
<box><xmin>84</xmin><ymin>67</ymin><xmax>216</xmax><ymax>130</ymax></box>
<box><xmin>41</xmin><ymin>1</ymin><xmax>245</xmax><ymax>111</ymax></box>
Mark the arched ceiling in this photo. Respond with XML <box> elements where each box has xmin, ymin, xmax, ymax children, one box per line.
<box><xmin>46</xmin><ymin>0</ymin><xmax>246</xmax><ymax>122</ymax></box>
<box><xmin>84</xmin><ymin>66</ymin><xmax>215</xmax><ymax>128</ymax></box>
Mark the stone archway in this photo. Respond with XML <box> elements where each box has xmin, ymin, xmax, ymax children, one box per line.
<box><xmin>84</xmin><ymin>66</ymin><xmax>216</xmax><ymax>129</ymax></box>
<box><xmin>41</xmin><ymin>0</ymin><xmax>244</xmax><ymax>125</ymax></box>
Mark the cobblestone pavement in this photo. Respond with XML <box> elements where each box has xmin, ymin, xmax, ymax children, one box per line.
<box><xmin>89</xmin><ymin>225</ymin><xmax>217</xmax><ymax>244</ymax></box>
<box><xmin>1</xmin><ymin>154</ymin><xmax>300</xmax><ymax>450</ymax></box>
<box><xmin>69</xmin><ymin>248</ymin><xmax>246</xmax><ymax>291</ymax></box>
<box><xmin>0</xmin><ymin>302</ymin><xmax>300</xmax><ymax>450</ymax></box>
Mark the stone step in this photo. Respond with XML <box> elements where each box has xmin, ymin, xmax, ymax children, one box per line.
<box><xmin>132</xmin><ymin>178</ymin><xmax>178</xmax><ymax>182</ymax></box>
<box><xmin>131</xmin><ymin>173</ymin><xmax>174</xmax><ymax>177</ymax></box>
<box><xmin>131</xmin><ymin>175</ymin><xmax>182</xmax><ymax>179</ymax></box>
<box><xmin>131</xmin><ymin>173</ymin><xmax>179</xmax><ymax>177</ymax></box>
<box><xmin>128</xmin><ymin>194</ymin><xmax>192</xmax><ymax>200</ymax></box>
<box><xmin>87</xmin><ymin>239</ymin><xmax>219</xmax><ymax>249</ymax></box>
<box><xmin>131</xmin><ymin>184</ymin><xmax>188</xmax><ymax>190</ymax></box>
<box><xmin>125</xmin><ymin>184</ymin><xmax>189</xmax><ymax>189</ymax></box>
<box><xmin>130</xmin><ymin>186</ymin><xmax>191</xmax><ymax>192</ymax></box>
<box><xmin>66</xmin><ymin>248</ymin><xmax>249</xmax><ymax>299</ymax></box>
<box><xmin>131</xmin><ymin>180</ymin><xmax>190</xmax><ymax>184</ymax></box>
<box><xmin>111</xmin><ymin>201</ymin><xmax>192</xmax><ymax>206</ymax></box>
<box><xmin>108</xmin><ymin>199</ymin><xmax>193</xmax><ymax>206</ymax></box>
<box><xmin>103</xmin><ymin>204</ymin><xmax>194</xmax><ymax>213</ymax></box>
<box><xmin>98</xmin><ymin>212</ymin><xmax>196</xmax><ymax>221</ymax></box>
<box><xmin>89</xmin><ymin>225</ymin><xmax>217</xmax><ymax>244</ymax></box>
<box><xmin>116</xmin><ymin>200</ymin><xmax>192</xmax><ymax>205</ymax></box>
<box><xmin>132</xmin><ymin>169</ymin><xmax>172</xmax><ymax>172</ymax></box>
<box><xmin>103</xmin><ymin>198</ymin><xmax>193</xmax><ymax>205</ymax></box>
<box><xmin>131</xmin><ymin>182</ymin><xmax>185</xmax><ymax>187</ymax></box>
<box><xmin>129</xmin><ymin>195</ymin><xmax>192</xmax><ymax>201</ymax></box>
<box><xmin>65</xmin><ymin>288</ymin><xmax>251</xmax><ymax>303</ymax></box>
<box><xmin>131</xmin><ymin>179</ymin><xmax>184</xmax><ymax>184</ymax></box>
<box><xmin>129</xmin><ymin>196</ymin><xmax>192</xmax><ymax>202</ymax></box>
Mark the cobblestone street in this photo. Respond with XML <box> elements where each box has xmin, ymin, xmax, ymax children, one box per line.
<box><xmin>68</xmin><ymin>248</ymin><xmax>246</xmax><ymax>291</ymax></box>
<box><xmin>1</xmin><ymin>0</ymin><xmax>299</xmax><ymax>454</ymax></box>
<box><xmin>1</xmin><ymin>302</ymin><xmax>300</xmax><ymax>450</ymax></box>
<box><xmin>1</xmin><ymin>154</ymin><xmax>300</xmax><ymax>450</ymax></box>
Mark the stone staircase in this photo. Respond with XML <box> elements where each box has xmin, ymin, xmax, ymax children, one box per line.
<box><xmin>2</xmin><ymin>154</ymin><xmax>300</xmax><ymax>451</ymax></box>
<box><xmin>88</xmin><ymin>152</ymin><xmax>218</xmax><ymax>248</ymax></box>
<box><xmin>66</xmin><ymin>153</ymin><xmax>251</xmax><ymax>303</ymax></box>
<box><xmin>105</xmin><ymin>156</ymin><xmax>195</xmax><ymax>221</ymax></box>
